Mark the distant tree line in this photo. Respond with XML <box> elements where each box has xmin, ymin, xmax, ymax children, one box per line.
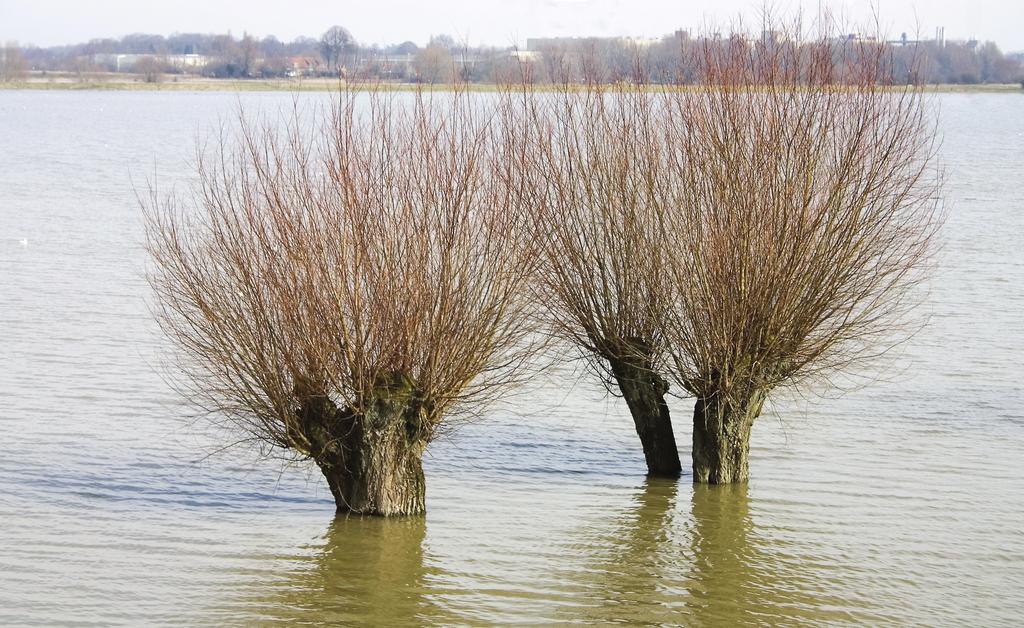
<box><xmin>527</xmin><ymin>32</ymin><xmax>1024</xmax><ymax>85</ymax></box>
<box><xmin>4</xmin><ymin>26</ymin><xmax>1023</xmax><ymax>85</ymax></box>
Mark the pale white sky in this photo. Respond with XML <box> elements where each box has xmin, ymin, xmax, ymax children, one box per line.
<box><xmin>2</xmin><ymin>0</ymin><xmax>1023</xmax><ymax>52</ymax></box>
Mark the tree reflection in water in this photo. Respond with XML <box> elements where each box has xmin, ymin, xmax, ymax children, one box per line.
<box><xmin>687</xmin><ymin>482</ymin><xmax>871</xmax><ymax>624</ymax></box>
<box><xmin>568</xmin><ymin>479</ymin><xmax>857</xmax><ymax>624</ymax></box>
<box><xmin>570</xmin><ymin>477</ymin><xmax>685</xmax><ymax>623</ymax></box>
<box><xmin>246</xmin><ymin>514</ymin><xmax>450</xmax><ymax>624</ymax></box>
<box><xmin>686</xmin><ymin>482</ymin><xmax>763</xmax><ymax>623</ymax></box>
<box><xmin>234</xmin><ymin>479</ymin><xmax>863</xmax><ymax>623</ymax></box>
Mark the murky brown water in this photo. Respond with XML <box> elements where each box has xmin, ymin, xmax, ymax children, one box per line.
<box><xmin>1</xmin><ymin>90</ymin><xmax>1023</xmax><ymax>625</ymax></box>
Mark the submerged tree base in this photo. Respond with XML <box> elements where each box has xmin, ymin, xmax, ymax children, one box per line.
<box><xmin>691</xmin><ymin>390</ymin><xmax>766</xmax><ymax>484</ymax></box>
<box><xmin>317</xmin><ymin>437</ymin><xmax>427</xmax><ymax>516</ymax></box>
<box><xmin>610</xmin><ymin>351</ymin><xmax>682</xmax><ymax>478</ymax></box>
<box><xmin>297</xmin><ymin>376</ymin><xmax>429</xmax><ymax>516</ymax></box>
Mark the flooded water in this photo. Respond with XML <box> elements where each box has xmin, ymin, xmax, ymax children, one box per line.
<box><xmin>1</xmin><ymin>90</ymin><xmax>1023</xmax><ymax>625</ymax></box>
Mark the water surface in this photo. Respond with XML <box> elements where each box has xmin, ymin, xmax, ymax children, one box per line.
<box><xmin>1</xmin><ymin>90</ymin><xmax>1022</xmax><ymax>624</ymax></box>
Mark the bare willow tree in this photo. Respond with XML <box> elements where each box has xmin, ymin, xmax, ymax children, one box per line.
<box><xmin>0</xmin><ymin>42</ymin><xmax>28</xmax><ymax>82</ymax></box>
<box><xmin>507</xmin><ymin>80</ymin><xmax>684</xmax><ymax>476</ymax></box>
<box><xmin>659</xmin><ymin>25</ymin><xmax>942</xmax><ymax>483</ymax></box>
<box><xmin>319</xmin><ymin>26</ymin><xmax>356</xmax><ymax>73</ymax></box>
<box><xmin>146</xmin><ymin>88</ymin><xmax>537</xmax><ymax>515</ymax></box>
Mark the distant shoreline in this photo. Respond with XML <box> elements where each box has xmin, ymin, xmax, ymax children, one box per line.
<box><xmin>1</xmin><ymin>75</ymin><xmax>1021</xmax><ymax>94</ymax></box>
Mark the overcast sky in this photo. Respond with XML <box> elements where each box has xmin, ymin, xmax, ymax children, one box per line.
<box><xmin>2</xmin><ymin>0</ymin><xmax>1023</xmax><ymax>52</ymax></box>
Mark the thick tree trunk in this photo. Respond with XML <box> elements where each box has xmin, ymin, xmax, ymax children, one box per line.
<box><xmin>316</xmin><ymin>423</ymin><xmax>427</xmax><ymax>516</ymax></box>
<box><xmin>609</xmin><ymin>356</ymin><xmax>682</xmax><ymax>477</ymax></box>
<box><xmin>295</xmin><ymin>377</ymin><xmax>428</xmax><ymax>516</ymax></box>
<box><xmin>691</xmin><ymin>390</ymin><xmax>766</xmax><ymax>484</ymax></box>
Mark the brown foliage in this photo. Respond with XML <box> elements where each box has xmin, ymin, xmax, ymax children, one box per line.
<box><xmin>146</xmin><ymin>87</ymin><xmax>538</xmax><ymax>465</ymax></box>
<box><xmin>148</xmin><ymin>17</ymin><xmax>942</xmax><ymax>494</ymax></box>
<box><xmin>500</xmin><ymin>77</ymin><xmax>685</xmax><ymax>475</ymax></box>
<box><xmin>660</xmin><ymin>27</ymin><xmax>942</xmax><ymax>404</ymax></box>
<box><xmin>504</xmin><ymin>19</ymin><xmax>942</xmax><ymax>482</ymax></box>
<box><xmin>509</xmin><ymin>82</ymin><xmax>673</xmax><ymax>383</ymax></box>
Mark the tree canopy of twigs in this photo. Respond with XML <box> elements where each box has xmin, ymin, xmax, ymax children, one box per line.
<box><xmin>506</xmin><ymin>79</ymin><xmax>684</xmax><ymax>476</ymax></box>
<box><xmin>146</xmin><ymin>87</ymin><xmax>538</xmax><ymax>514</ymax></box>
<box><xmin>503</xmin><ymin>17</ymin><xmax>942</xmax><ymax>483</ymax></box>
<box><xmin>658</xmin><ymin>22</ymin><xmax>942</xmax><ymax>482</ymax></box>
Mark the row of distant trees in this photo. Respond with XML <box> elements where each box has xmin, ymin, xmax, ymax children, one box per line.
<box><xmin>3</xmin><ymin>29</ymin><xmax>506</xmax><ymax>82</ymax></box>
<box><xmin>4</xmin><ymin>28</ymin><xmax>493</xmax><ymax>81</ymax></box>
<box><xmin>531</xmin><ymin>32</ymin><xmax>1024</xmax><ymax>85</ymax></box>
<box><xmin>3</xmin><ymin>26</ymin><xmax>1023</xmax><ymax>85</ymax></box>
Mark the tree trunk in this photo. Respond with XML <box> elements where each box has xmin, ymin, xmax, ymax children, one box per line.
<box><xmin>691</xmin><ymin>390</ymin><xmax>766</xmax><ymax>484</ymax></box>
<box><xmin>295</xmin><ymin>377</ymin><xmax>429</xmax><ymax>516</ymax></box>
<box><xmin>609</xmin><ymin>356</ymin><xmax>682</xmax><ymax>477</ymax></box>
<box><xmin>316</xmin><ymin>422</ymin><xmax>427</xmax><ymax>516</ymax></box>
